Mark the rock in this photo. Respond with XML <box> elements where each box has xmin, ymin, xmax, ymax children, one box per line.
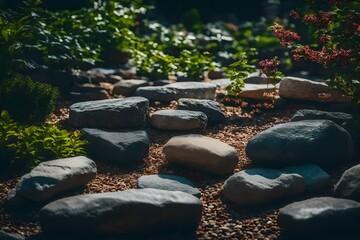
<box><xmin>291</xmin><ymin>109</ymin><xmax>359</xmax><ymax>149</ymax></box>
<box><xmin>246</xmin><ymin>120</ymin><xmax>354</xmax><ymax>168</ymax></box>
<box><xmin>112</xmin><ymin>80</ymin><xmax>148</xmax><ymax>97</ymax></box>
<box><xmin>177</xmin><ymin>98</ymin><xmax>225</xmax><ymax>124</ymax></box>
<box><xmin>279</xmin><ymin>77</ymin><xmax>350</xmax><ymax>103</ymax></box>
<box><xmin>153</xmin><ymin>80</ymin><xmax>172</xmax><ymax>86</ymax></box>
<box><xmin>163</xmin><ymin>134</ymin><xmax>239</xmax><ymax>175</ymax></box>
<box><xmin>292</xmin><ymin>109</ymin><xmax>354</xmax><ymax>131</ymax></box>
<box><xmin>83</xmin><ymin>128</ymin><xmax>149</xmax><ymax>165</ymax></box>
<box><xmin>238</xmin><ymin>83</ymin><xmax>276</xmax><ymax>100</ymax></box>
<box><xmin>334</xmin><ymin>164</ymin><xmax>360</xmax><ymax>201</ymax></box>
<box><xmin>223</xmin><ymin>168</ymin><xmax>305</xmax><ymax>205</ymax></box>
<box><xmin>151</xmin><ymin>110</ymin><xmax>207</xmax><ymax>131</ymax></box>
<box><xmin>13</xmin><ymin>156</ymin><xmax>97</xmax><ymax>202</ymax></box>
<box><xmin>136</xmin><ymin>82</ymin><xmax>216</xmax><ymax>102</ymax></box>
<box><xmin>0</xmin><ymin>230</ymin><xmax>24</xmax><ymax>240</ymax></box>
<box><xmin>278</xmin><ymin>197</ymin><xmax>360</xmax><ymax>234</ymax></box>
<box><xmin>208</xmin><ymin>68</ymin><xmax>225</xmax><ymax>79</ymax></box>
<box><xmin>69</xmin><ymin>97</ymin><xmax>149</xmax><ymax>129</ymax></box>
<box><xmin>210</xmin><ymin>79</ymin><xmax>232</xmax><ymax>89</ymax></box>
<box><xmin>108</xmin><ymin>75</ymin><xmax>123</xmax><ymax>84</ymax></box>
<box><xmin>40</xmin><ymin>189</ymin><xmax>202</xmax><ymax>234</ymax></box>
<box><xmin>243</xmin><ymin>74</ymin><xmax>268</xmax><ymax>84</ymax></box>
<box><xmin>69</xmin><ymin>90</ymin><xmax>111</xmax><ymax>102</ymax></box>
<box><xmin>282</xmin><ymin>164</ymin><xmax>330</xmax><ymax>193</ymax></box>
<box><xmin>137</xmin><ymin>175</ymin><xmax>201</xmax><ymax>198</ymax></box>
<box><xmin>71</xmin><ymin>83</ymin><xmax>108</xmax><ymax>93</ymax></box>
<box><xmin>135</xmin><ymin>86</ymin><xmax>177</xmax><ymax>102</ymax></box>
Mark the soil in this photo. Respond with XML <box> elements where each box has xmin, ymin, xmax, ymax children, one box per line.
<box><xmin>0</xmin><ymin>99</ymin><xmax>358</xmax><ymax>240</ymax></box>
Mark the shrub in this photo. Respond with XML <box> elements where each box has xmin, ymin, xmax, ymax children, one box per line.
<box><xmin>0</xmin><ymin>110</ymin><xmax>87</xmax><ymax>171</ymax></box>
<box><xmin>0</xmin><ymin>77</ymin><xmax>59</xmax><ymax>124</ymax></box>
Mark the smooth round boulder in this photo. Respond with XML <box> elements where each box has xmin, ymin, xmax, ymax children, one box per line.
<box><xmin>151</xmin><ymin>110</ymin><xmax>207</xmax><ymax>131</ymax></box>
<box><xmin>83</xmin><ymin>128</ymin><xmax>150</xmax><ymax>165</ymax></box>
<box><xmin>279</xmin><ymin>77</ymin><xmax>350</xmax><ymax>103</ymax></box>
<box><xmin>68</xmin><ymin>97</ymin><xmax>149</xmax><ymax>129</ymax></box>
<box><xmin>223</xmin><ymin>168</ymin><xmax>305</xmax><ymax>205</ymax></box>
<box><xmin>137</xmin><ymin>174</ymin><xmax>201</xmax><ymax>198</ymax></box>
<box><xmin>163</xmin><ymin>134</ymin><xmax>239</xmax><ymax>175</ymax></box>
<box><xmin>278</xmin><ymin>197</ymin><xmax>360</xmax><ymax>234</ymax></box>
<box><xmin>14</xmin><ymin>156</ymin><xmax>97</xmax><ymax>202</ymax></box>
<box><xmin>334</xmin><ymin>164</ymin><xmax>360</xmax><ymax>201</ymax></box>
<box><xmin>246</xmin><ymin>120</ymin><xmax>354</xmax><ymax>168</ymax></box>
<box><xmin>282</xmin><ymin>164</ymin><xmax>330</xmax><ymax>193</ymax></box>
<box><xmin>40</xmin><ymin>189</ymin><xmax>202</xmax><ymax>235</ymax></box>
<box><xmin>177</xmin><ymin>98</ymin><xmax>225</xmax><ymax>124</ymax></box>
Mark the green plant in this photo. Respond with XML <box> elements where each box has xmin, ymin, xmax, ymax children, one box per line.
<box><xmin>0</xmin><ymin>77</ymin><xmax>59</xmax><ymax>124</ymax></box>
<box><xmin>0</xmin><ymin>110</ymin><xmax>87</xmax><ymax>171</ymax></box>
<box><xmin>225</xmin><ymin>53</ymin><xmax>255</xmax><ymax>96</ymax></box>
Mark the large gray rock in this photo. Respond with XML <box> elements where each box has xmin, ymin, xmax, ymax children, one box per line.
<box><xmin>83</xmin><ymin>128</ymin><xmax>149</xmax><ymax>165</ymax></box>
<box><xmin>334</xmin><ymin>164</ymin><xmax>360</xmax><ymax>201</ymax></box>
<box><xmin>278</xmin><ymin>197</ymin><xmax>360</xmax><ymax>234</ymax></box>
<box><xmin>151</xmin><ymin>110</ymin><xmax>207</xmax><ymax>131</ymax></box>
<box><xmin>69</xmin><ymin>97</ymin><xmax>149</xmax><ymax>129</ymax></box>
<box><xmin>112</xmin><ymin>80</ymin><xmax>148</xmax><ymax>96</ymax></box>
<box><xmin>238</xmin><ymin>83</ymin><xmax>277</xmax><ymax>100</ymax></box>
<box><xmin>177</xmin><ymin>98</ymin><xmax>225</xmax><ymax>123</ymax></box>
<box><xmin>163</xmin><ymin>134</ymin><xmax>239</xmax><ymax>175</ymax></box>
<box><xmin>291</xmin><ymin>109</ymin><xmax>359</xmax><ymax>150</ymax></box>
<box><xmin>137</xmin><ymin>175</ymin><xmax>201</xmax><ymax>198</ymax></box>
<box><xmin>136</xmin><ymin>82</ymin><xmax>216</xmax><ymax>102</ymax></box>
<box><xmin>246</xmin><ymin>120</ymin><xmax>354</xmax><ymax>168</ymax></box>
<box><xmin>13</xmin><ymin>156</ymin><xmax>97</xmax><ymax>202</ymax></box>
<box><xmin>40</xmin><ymin>189</ymin><xmax>202</xmax><ymax>234</ymax></box>
<box><xmin>279</xmin><ymin>77</ymin><xmax>350</xmax><ymax>103</ymax></box>
<box><xmin>282</xmin><ymin>164</ymin><xmax>330</xmax><ymax>193</ymax></box>
<box><xmin>223</xmin><ymin>168</ymin><xmax>305</xmax><ymax>205</ymax></box>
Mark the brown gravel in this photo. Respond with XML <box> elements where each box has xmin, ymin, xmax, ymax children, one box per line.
<box><xmin>0</xmin><ymin>99</ymin><xmax>356</xmax><ymax>239</ymax></box>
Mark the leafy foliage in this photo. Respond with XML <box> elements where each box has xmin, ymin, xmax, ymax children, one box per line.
<box><xmin>0</xmin><ymin>110</ymin><xmax>87</xmax><ymax>171</ymax></box>
<box><xmin>0</xmin><ymin>77</ymin><xmax>59</xmax><ymax>124</ymax></box>
<box><xmin>225</xmin><ymin>53</ymin><xmax>254</xmax><ymax>96</ymax></box>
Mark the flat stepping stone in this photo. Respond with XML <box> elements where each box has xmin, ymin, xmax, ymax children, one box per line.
<box><xmin>40</xmin><ymin>189</ymin><xmax>202</xmax><ymax>235</ymax></box>
<box><xmin>69</xmin><ymin>97</ymin><xmax>149</xmax><ymax>129</ymax></box>
<box><xmin>137</xmin><ymin>174</ymin><xmax>201</xmax><ymax>198</ymax></box>
<box><xmin>278</xmin><ymin>197</ymin><xmax>360</xmax><ymax>234</ymax></box>
<box><xmin>112</xmin><ymin>79</ymin><xmax>148</xmax><ymax>96</ymax></box>
<box><xmin>163</xmin><ymin>134</ymin><xmax>239</xmax><ymax>175</ymax></box>
<box><xmin>282</xmin><ymin>164</ymin><xmax>330</xmax><ymax>193</ymax></box>
<box><xmin>238</xmin><ymin>83</ymin><xmax>277</xmax><ymax>100</ymax></box>
<box><xmin>153</xmin><ymin>79</ymin><xmax>172</xmax><ymax>86</ymax></box>
<box><xmin>177</xmin><ymin>98</ymin><xmax>225</xmax><ymax>123</ymax></box>
<box><xmin>223</xmin><ymin>168</ymin><xmax>304</xmax><ymax>205</ymax></box>
<box><xmin>151</xmin><ymin>110</ymin><xmax>207</xmax><ymax>131</ymax></box>
<box><xmin>83</xmin><ymin>128</ymin><xmax>149</xmax><ymax>165</ymax></box>
<box><xmin>334</xmin><ymin>164</ymin><xmax>360</xmax><ymax>201</ymax></box>
<box><xmin>136</xmin><ymin>82</ymin><xmax>216</xmax><ymax>102</ymax></box>
<box><xmin>243</xmin><ymin>73</ymin><xmax>268</xmax><ymax>84</ymax></box>
<box><xmin>279</xmin><ymin>76</ymin><xmax>350</xmax><ymax>103</ymax></box>
<box><xmin>9</xmin><ymin>156</ymin><xmax>97</xmax><ymax>202</ymax></box>
<box><xmin>246</xmin><ymin>120</ymin><xmax>354</xmax><ymax>168</ymax></box>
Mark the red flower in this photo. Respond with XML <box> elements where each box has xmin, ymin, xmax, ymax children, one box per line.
<box><xmin>259</xmin><ymin>57</ymin><xmax>280</xmax><ymax>73</ymax></box>
<box><xmin>290</xmin><ymin>10</ymin><xmax>300</xmax><ymax>19</ymax></box>
<box><xmin>303</xmin><ymin>11</ymin><xmax>332</xmax><ymax>26</ymax></box>
<box><xmin>271</xmin><ymin>23</ymin><xmax>301</xmax><ymax>46</ymax></box>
